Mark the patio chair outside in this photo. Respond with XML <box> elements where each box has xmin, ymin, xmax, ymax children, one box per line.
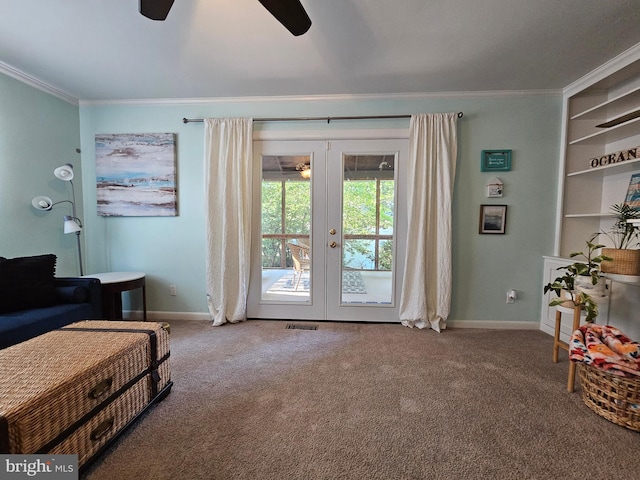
<box><xmin>287</xmin><ymin>242</ymin><xmax>310</xmax><ymax>290</ymax></box>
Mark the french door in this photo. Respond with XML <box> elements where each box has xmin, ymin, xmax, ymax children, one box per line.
<box><xmin>247</xmin><ymin>138</ymin><xmax>408</xmax><ymax>322</ymax></box>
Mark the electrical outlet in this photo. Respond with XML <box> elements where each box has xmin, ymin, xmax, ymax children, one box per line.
<box><xmin>169</xmin><ymin>285</ymin><xmax>177</xmax><ymax>296</ymax></box>
<box><xmin>506</xmin><ymin>289</ymin><xmax>516</xmax><ymax>304</ymax></box>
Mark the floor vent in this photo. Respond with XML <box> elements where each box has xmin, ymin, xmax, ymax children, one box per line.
<box><xmin>286</xmin><ymin>323</ymin><xmax>318</xmax><ymax>330</ymax></box>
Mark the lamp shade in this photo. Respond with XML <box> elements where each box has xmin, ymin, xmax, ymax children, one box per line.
<box><xmin>54</xmin><ymin>164</ymin><xmax>74</xmax><ymax>181</ymax></box>
<box><xmin>31</xmin><ymin>196</ymin><xmax>53</xmax><ymax>210</ymax></box>
<box><xmin>63</xmin><ymin>215</ymin><xmax>81</xmax><ymax>234</ymax></box>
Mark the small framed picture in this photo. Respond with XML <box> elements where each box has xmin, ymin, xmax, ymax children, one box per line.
<box><xmin>624</xmin><ymin>172</ymin><xmax>640</xmax><ymax>209</ymax></box>
<box><xmin>479</xmin><ymin>205</ymin><xmax>507</xmax><ymax>234</ymax></box>
<box><xmin>481</xmin><ymin>150</ymin><xmax>512</xmax><ymax>172</ymax></box>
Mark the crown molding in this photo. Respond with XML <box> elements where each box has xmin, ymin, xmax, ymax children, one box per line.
<box><xmin>563</xmin><ymin>42</ymin><xmax>640</xmax><ymax>97</ymax></box>
<box><xmin>0</xmin><ymin>60</ymin><xmax>78</xmax><ymax>105</ymax></box>
<box><xmin>79</xmin><ymin>89</ymin><xmax>560</xmax><ymax>107</ymax></box>
<box><xmin>0</xmin><ymin>57</ymin><xmax>561</xmax><ymax>109</ymax></box>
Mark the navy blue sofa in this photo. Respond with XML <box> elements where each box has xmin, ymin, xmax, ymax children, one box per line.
<box><xmin>0</xmin><ymin>255</ymin><xmax>102</xmax><ymax>350</ymax></box>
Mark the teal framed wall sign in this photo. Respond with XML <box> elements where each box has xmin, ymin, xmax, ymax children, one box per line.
<box><xmin>481</xmin><ymin>150</ymin><xmax>512</xmax><ymax>172</ymax></box>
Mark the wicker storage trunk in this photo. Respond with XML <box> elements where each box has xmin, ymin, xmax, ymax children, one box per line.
<box><xmin>0</xmin><ymin>320</ymin><xmax>172</xmax><ymax>471</ymax></box>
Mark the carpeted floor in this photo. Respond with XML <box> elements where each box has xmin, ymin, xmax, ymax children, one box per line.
<box><xmin>83</xmin><ymin>319</ymin><xmax>640</xmax><ymax>479</ymax></box>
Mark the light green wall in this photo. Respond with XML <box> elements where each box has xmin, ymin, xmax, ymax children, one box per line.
<box><xmin>0</xmin><ymin>73</ymin><xmax>82</xmax><ymax>276</ymax></box>
<box><xmin>449</xmin><ymin>96</ymin><xmax>561</xmax><ymax>323</ymax></box>
<box><xmin>0</xmin><ymin>74</ymin><xmax>562</xmax><ymax>324</ymax></box>
<box><xmin>79</xmin><ymin>93</ymin><xmax>561</xmax><ymax>322</ymax></box>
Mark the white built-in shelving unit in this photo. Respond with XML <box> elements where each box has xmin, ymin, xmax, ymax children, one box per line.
<box><xmin>557</xmin><ymin>46</ymin><xmax>640</xmax><ymax>257</ymax></box>
<box><xmin>543</xmin><ymin>44</ymin><xmax>640</xmax><ymax>340</ymax></box>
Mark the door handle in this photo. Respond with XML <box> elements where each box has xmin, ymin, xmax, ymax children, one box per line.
<box><xmin>329</xmin><ymin>241</ymin><xmax>337</xmax><ymax>248</ymax></box>
<box><xmin>329</xmin><ymin>228</ymin><xmax>336</xmax><ymax>235</ymax></box>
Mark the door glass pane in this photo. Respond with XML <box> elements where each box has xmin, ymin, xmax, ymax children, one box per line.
<box><xmin>341</xmin><ymin>154</ymin><xmax>395</xmax><ymax>305</ymax></box>
<box><xmin>260</xmin><ymin>155</ymin><xmax>311</xmax><ymax>303</ymax></box>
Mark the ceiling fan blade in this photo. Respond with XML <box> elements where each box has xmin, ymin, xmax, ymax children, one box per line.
<box><xmin>258</xmin><ymin>0</ymin><xmax>312</xmax><ymax>36</ymax></box>
<box><xmin>139</xmin><ymin>0</ymin><xmax>175</xmax><ymax>21</ymax></box>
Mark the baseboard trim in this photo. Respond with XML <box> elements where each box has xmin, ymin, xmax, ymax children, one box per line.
<box><xmin>447</xmin><ymin>320</ymin><xmax>540</xmax><ymax>330</ymax></box>
<box><xmin>123</xmin><ymin>310</ymin><xmax>211</xmax><ymax>322</ymax></box>
<box><xmin>123</xmin><ymin>311</ymin><xmax>540</xmax><ymax>330</ymax></box>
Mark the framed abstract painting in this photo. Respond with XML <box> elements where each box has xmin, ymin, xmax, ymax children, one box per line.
<box><xmin>95</xmin><ymin>133</ymin><xmax>177</xmax><ymax>216</ymax></box>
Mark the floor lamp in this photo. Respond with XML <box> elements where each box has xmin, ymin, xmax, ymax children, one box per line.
<box><xmin>31</xmin><ymin>163</ymin><xmax>84</xmax><ymax>276</ymax></box>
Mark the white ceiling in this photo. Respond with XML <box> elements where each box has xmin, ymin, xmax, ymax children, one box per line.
<box><xmin>1</xmin><ymin>0</ymin><xmax>640</xmax><ymax>103</ymax></box>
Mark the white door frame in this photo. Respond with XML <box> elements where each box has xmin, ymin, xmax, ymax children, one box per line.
<box><xmin>247</xmin><ymin>130</ymin><xmax>409</xmax><ymax>322</ymax></box>
<box><xmin>325</xmin><ymin>139</ymin><xmax>408</xmax><ymax>322</ymax></box>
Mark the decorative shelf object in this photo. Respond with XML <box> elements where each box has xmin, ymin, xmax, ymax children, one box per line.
<box><xmin>566</xmin><ymin>157</ymin><xmax>640</xmax><ymax>177</ymax></box>
<box><xmin>596</xmin><ymin>109</ymin><xmax>640</xmax><ymax>129</ymax></box>
<box><xmin>569</xmin><ymin>116</ymin><xmax>640</xmax><ymax>145</ymax></box>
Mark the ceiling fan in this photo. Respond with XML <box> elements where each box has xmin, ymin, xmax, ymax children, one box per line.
<box><xmin>139</xmin><ymin>0</ymin><xmax>312</xmax><ymax>36</ymax></box>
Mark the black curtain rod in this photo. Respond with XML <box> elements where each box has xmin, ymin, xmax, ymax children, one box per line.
<box><xmin>182</xmin><ymin>112</ymin><xmax>463</xmax><ymax>124</ymax></box>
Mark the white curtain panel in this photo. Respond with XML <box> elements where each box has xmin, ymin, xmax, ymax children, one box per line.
<box><xmin>204</xmin><ymin>118</ymin><xmax>253</xmax><ymax>326</ymax></box>
<box><xmin>400</xmin><ymin>113</ymin><xmax>458</xmax><ymax>332</ymax></box>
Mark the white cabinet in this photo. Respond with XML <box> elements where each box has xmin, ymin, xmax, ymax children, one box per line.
<box><xmin>541</xmin><ymin>256</ymin><xmax>610</xmax><ymax>344</ymax></box>
<box><xmin>540</xmin><ymin>256</ymin><xmax>572</xmax><ymax>340</ymax></box>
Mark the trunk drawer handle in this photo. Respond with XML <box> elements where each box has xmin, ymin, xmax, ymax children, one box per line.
<box><xmin>88</xmin><ymin>378</ymin><xmax>113</xmax><ymax>399</ymax></box>
<box><xmin>90</xmin><ymin>418</ymin><xmax>114</xmax><ymax>442</ymax></box>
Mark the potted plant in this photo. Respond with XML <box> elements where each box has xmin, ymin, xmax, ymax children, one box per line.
<box><xmin>598</xmin><ymin>203</ymin><xmax>640</xmax><ymax>276</ymax></box>
<box><xmin>544</xmin><ymin>240</ymin><xmax>611</xmax><ymax>322</ymax></box>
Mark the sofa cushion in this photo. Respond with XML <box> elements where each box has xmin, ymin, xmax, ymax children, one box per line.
<box><xmin>0</xmin><ymin>303</ymin><xmax>92</xmax><ymax>350</ymax></box>
<box><xmin>0</xmin><ymin>254</ymin><xmax>57</xmax><ymax>314</ymax></box>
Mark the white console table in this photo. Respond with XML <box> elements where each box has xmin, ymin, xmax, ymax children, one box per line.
<box><xmin>83</xmin><ymin>272</ymin><xmax>147</xmax><ymax>321</ymax></box>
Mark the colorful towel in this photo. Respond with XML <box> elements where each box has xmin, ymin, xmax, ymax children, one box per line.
<box><xmin>569</xmin><ymin>325</ymin><xmax>640</xmax><ymax>378</ymax></box>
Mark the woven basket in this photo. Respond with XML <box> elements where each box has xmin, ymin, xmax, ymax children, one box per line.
<box><xmin>600</xmin><ymin>248</ymin><xmax>640</xmax><ymax>275</ymax></box>
<box><xmin>578</xmin><ymin>364</ymin><xmax>640</xmax><ymax>432</ymax></box>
